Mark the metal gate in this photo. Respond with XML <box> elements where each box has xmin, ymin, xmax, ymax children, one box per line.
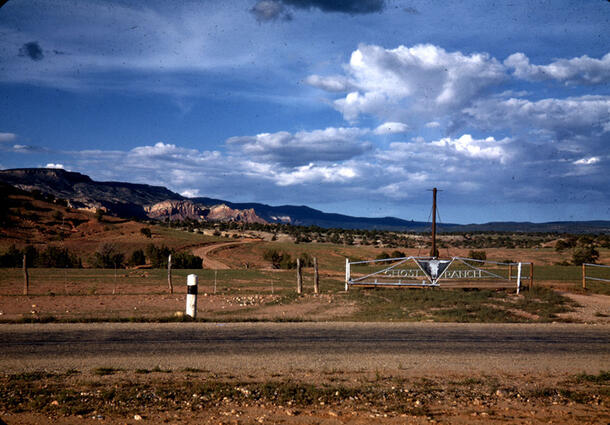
<box><xmin>345</xmin><ymin>256</ymin><xmax>532</xmax><ymax>292</ymax></box>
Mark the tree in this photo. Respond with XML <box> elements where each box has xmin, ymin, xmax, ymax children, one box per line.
<box><xmin>93</xmin><ymin>243</ymin><xmax>124</xmax><ymax>268</ymax></box>
<box><xmin>572</xmin><ymin>244</ymin><xmax>599</xmax><ymax>265</ymax></box>
<box><xmin>263</xmin><ymin>249</ymin><xmax>295</xmax><ymax>269</ymax></box>
<box><xmin>172</xmin><ymin>252</ymin><xmax>203</xmax><ymax>269</ymax></box>
<box><xmin>555</xmin><ymin>239</ymin><xmax>570</xmax><ymax>252</ymax></box>
<box><xmin>144</xmin><ymin>244</ymin><xmax>172</xmax><ymax>268</ymax></box>
<box><xmin>0</xmin><ymin>245</ymin><xmax>23</xmax><ymax>267</ymax></box>
<box><xmin>38</xmin><ymin>246</ymin><xmax>79</xmax><ymax>268</ymax></box>
<box><xmin>129</xmin><ymin>249</ymin><xmax>146</xmax><ymax>266</ymax></box>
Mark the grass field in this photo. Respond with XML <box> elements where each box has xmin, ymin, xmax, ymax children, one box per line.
<box><xmin>0</xmin><ymin>262</ymin><xmax>599</xmax><ymax>323</ymax></box>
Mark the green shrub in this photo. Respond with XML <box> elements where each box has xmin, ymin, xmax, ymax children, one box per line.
<box><xmin>172</xmin><ymin>252</ymin><xmax>203</xmax><ymax>269</ymax></box>
<box><xmin>572</xmin><ymin>244</ymin><xmax>599</xmax><ymax>265</ymax></box>
<box><xmin>129</xmin><ymin>249</ymin><xmax>146</xmax><ymax>266</ymax></box>
<box><xmin>92</xmin><ymin>243</ymin><xmax>124</xmax><ymax>268</ymax></box>
<box><xmin>263</xmin><ymin>249</ymin><xmax>295</xmax><ymax>269</ymax></box>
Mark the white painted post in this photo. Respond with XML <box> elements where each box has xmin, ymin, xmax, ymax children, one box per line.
<box><xmin>186</xmin><ymin>274</ymin><xmax>198</xmax><ymax>319</ymax></box>
<box><xmin>345</xmin><ymin>258</ymin><xmax>350</xmax><ymax>291</ymax></box>
<box><xmin>516</xmin><ymin>262</ymin><xmax>522</xmax><ymax>295</ymax></box>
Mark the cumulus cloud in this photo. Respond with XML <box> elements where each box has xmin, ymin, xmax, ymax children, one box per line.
<box><xmin>373</xmin><ymin>122</ymin><xmax>409</xmax><ymax>135</ymax></box>
<box><xmin>45</xmin><ymin>163</ymin><xmax>64</xmax><ymax>169</ymax></box>
<box><xmin>274</xmin><ymin>163</ymin><xmax>358</xmax><ymax>186</ymax></box>
<box><xmin>180</xmin><ymin>188</ymin><xmax>201</xmax><ymax>198</ymax></box>
<box><xmin>462</xmin><ymin>95</ymin><xmax>610</xmax><ymax>138</ymax></box>
<box><xmin>19</xmin><ymin>41</ymin><xmax>44</xmax><ymax>61</ymax></box>
<box><xmin>0</xmin><ymin>132</ymin><xmax>17</xmax><ymax>142</ymax></box>
<box><xmin>308</xmin><ymin>43</ymin><xmax>506</xmax><ymax>122</ymax></box>
<box><xmin>226</xmin><ymin>127</ymin><xmax>372</xmax><ymax>166</ymax></box>
<box><xmin>505</xmin><ymin>52</ymin><xmax>610</xmax><ymax>85</ymax></box>
<box><xmin>430</xmin><ymin>134</ymin><xmax>509</xmax><ymax>162</ymax></box>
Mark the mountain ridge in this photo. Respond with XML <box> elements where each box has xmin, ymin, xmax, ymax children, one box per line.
<box><xmin>1</xmin><ymin>168</ymin><xmax>608</xmax><ymax>233</ymax></box>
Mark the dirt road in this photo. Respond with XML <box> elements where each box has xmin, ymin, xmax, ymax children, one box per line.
<box><xmin>191</xmin><ymin>239</ymin><xmax>259</xmax><ymax>269</ymax></box>
<box><xmin>1</xmin><ymin>322</ymin><xmax>608</xmax><ymax>374</ymax></box>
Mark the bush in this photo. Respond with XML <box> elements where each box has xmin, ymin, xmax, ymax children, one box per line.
<box><xmin>298</xmin><ymin>252</ymin><xmax>314</xmax><ymax>267</ymax></box>
<box><xmin>0</xmin><ymin>245</ymin><xmax>80</xmax><ymax>268</ymax></box>
<box><xmin>0</xmin><ymin>245</ymin><xmax>24</xmax><ymax>267</ymax></box>
<box><xmin>140</xmin><ymin>228</ymin><xmax>152</xmax><ymax>238</ymax></box>
<box><xmin>263</xmin><ymin>249</ymin><xmax>295</xmax><ymax>269</ymax></box>
<box><xmin>390</xmin><ymin>250</ymin><xmax>406</xmax><ymax>258</ymax></box>
<box><xmin>93</xmin><ymin>243</ymin><xmax>125</xmax><ymax>268</ymax></box>
<box><xmin>145</xmin><ymin>244</ymin><xmax>172</xmax><ymax>268</ymax></box>
<box><xmin>468</xmin><ymin>250</ymin><xmax>487</xmax><ymax>261</ymax></box>
<box><xmin>572</xmin><ymin>244</ymin><xmax>599</xmax><ymax>265</ymax></box>
<box><xmin>38</xmin><ymin>246</ymin><xmax>80</xmax><ymax>268</ymax></box>
<box><xmin>129</xmin><ymin>249</ymin><xmax>146</xmax><ymax>266</ymax></box>
<box><xmin>375</xmin><ymin>251</ymin><xmax>391</xmax><ymax>260</ymax></box>
<box><xmin>172</xmin><ymin>252</ymin><xmax>203</xmax><ymax>269</ymax></box>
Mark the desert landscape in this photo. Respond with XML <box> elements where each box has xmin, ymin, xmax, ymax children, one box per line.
<box><xmin>1</xmin><ymin>175</ymin><xmax>609</xmax><ymax>424</ymax></box>
<box><xmin>1</xmin><ymin>1</ymin><xmax>609</xmax><ymax>423</ymax></box>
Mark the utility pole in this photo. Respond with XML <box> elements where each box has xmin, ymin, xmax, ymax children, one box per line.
<box><xmin>430</xmin><ymin>187</ymin><xmax>437</xmax><ymax>258</ymax></box>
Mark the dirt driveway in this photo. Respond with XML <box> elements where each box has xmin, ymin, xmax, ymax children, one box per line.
<box><xmin>191</xmin><ymin>239</ymin><xmax>261</xmax><ymax>270</ymax></box>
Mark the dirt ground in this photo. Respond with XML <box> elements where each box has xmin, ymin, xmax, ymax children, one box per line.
<box><xmin>559</xmin><ymin>291</ymin><xmax>610</xmax><ymax>323</ymax></box>
<box><xmin>1</xmin><ymin>369</ymin><xmax>608</xmax><ymax>425</ymax></box>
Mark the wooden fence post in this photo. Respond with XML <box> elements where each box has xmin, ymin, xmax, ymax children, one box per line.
<box><xmin>529</xmin><ymin>263</ymin><xmax>534</xmax><ymax>289</ymax></box>
<box><xmin>582</xmin><ymin>263</ymin><xmax>586</xmax><ymax>289</ymax></box>
<box><xmin>508</xmin><ymin>264</ymin><xmax>512</xmax><ymax>280</ymax></box>
<box><xmin>296</xmin><ymin>258</ymin><xmax>302</xmax><ymax>294</ymax></box>
<box><xmin>168</xmin><ymin>254</ymin><xmax>173</xmax><ymax>294</ymax></box>
<box><xmin>313</xmin><ymin>257</ymin><xmax>319</xmax><ymax>294</ymax></box>
<box><xmin>23</xmin><ymin>254</ymin><xmax>29</xmax><ymax>296</ymax></box>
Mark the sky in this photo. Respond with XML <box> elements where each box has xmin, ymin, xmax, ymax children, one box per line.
<box><xmin>0</xmin><ymin>0</ymin><xmax>609</xmax><ymax>224</ymax></box>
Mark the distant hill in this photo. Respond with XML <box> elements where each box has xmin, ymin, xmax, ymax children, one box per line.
<box><xmin>0</xmin><ymin>168</ymin><xmax>179</xmax><ymax>218</ymax></box>
<box><xmin>1</xmin><ymin>168</ymin><xmax>609</xmax><ymax>233</ymax></box>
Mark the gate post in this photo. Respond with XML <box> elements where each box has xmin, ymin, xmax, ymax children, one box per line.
<box><xmin>313</xmin><ymin>257</ymin><xmax>319</xmax><ymax>294</ymax></box>
<box><xmin>516</xmin><ymin>262</ymin><xmax>522</xmax><ymax>294</ymax></box>
<box><xmin>296</xmin><ymin>258</ymin><xmax>302</xmax><ymax>294</ymax></box>
<box><xmin>345</xmin><ymin>258</ymin><xmax>350</xmax><ymax>291</ymax></box>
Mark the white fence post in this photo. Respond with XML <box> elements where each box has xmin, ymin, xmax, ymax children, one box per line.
<box><xmin>516</xmin><ymin>262</ymin><xmax>522</xmax><ymax>294</ymax></box>
<box><xmin>186</xmin><ymin>274</ymin><xmax>198</xmax><ymax>319</ymax></box>
<box><xmin>345</xmin><ymin>258</ymin><xmax>350</xmax><ymax>291</ymax></box>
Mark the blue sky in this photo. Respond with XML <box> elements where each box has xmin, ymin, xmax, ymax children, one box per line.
<box><xmin>0</xmin><ymin>0</ymin><xmax>608</xmax><ymax>224</ymax></box>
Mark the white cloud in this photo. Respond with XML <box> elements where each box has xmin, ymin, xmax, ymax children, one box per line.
<box><xmin>463</xmin><ymin>95</ymin><xmax>610</xmax><ymax>136</ymax></box>
<box><xmin>45</xmin><ymin>163</ymin><xmax>64</xmax><ymax>169</ymax></box>
<box><xmin>425</xmin><ymin>121</ymin><xmax>440</xmax><ymax>128</ymax></box>
<box><xmin>373</xmin><ymin>122</ymin><xmax>409</xmax><ymax>135</ymax></box>
<box><xmin>274</xmin><ymin>163</ymin><xmax>358</xmax><ymax>186</ymax></box>
<box><xmin>0</xmin><ymin>132</ymin><xmax>17</xmax><ymax>143</ymax></box>
<box><xmin>430</xmin><ymin>134</ymin><xmax>509</xmax><ymax>161</ymax></box>
<box><xmin>226</xmin><ymin>127</ymin><xmax>372</xmax><ymax>166</ymax></box>
<box><xmin>180</xmin><ymin>188</ymin><xmax>201</xmax><ymax>198</ymax></box>
<box><xmin>309</xmin><ymin>43</ymin><xmax>506</xmax><ymax>121</ymax></box>
<box><xmin>505</xmin><ymin>52</ymin><xmax>610</xmax><ymax>85</ymax></box>
<box><xmin>305</xmin><ymin>75</ymin><xmax>352</xmax><ymax>92</ymax></box>
<box><xmin>574</xmin><ymin>157</ymin><xmax>600</xmax><ymax>165</ymax></box>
